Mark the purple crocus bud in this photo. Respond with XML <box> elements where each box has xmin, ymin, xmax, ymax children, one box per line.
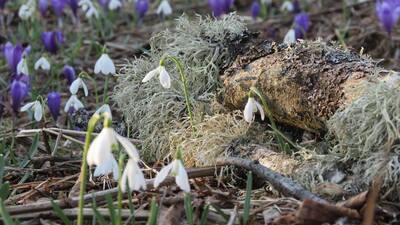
<box><xmin>41</xmin><ymin>31</ymin><xmax>64</xmax><ymax>54</ymax></box>
<box><xmin>98</xmin><ymin>0</ymin><xmax>108</xmax><ymax>9</ymax></box>
<box><xmin>0</xmin><ymin>0</ymin><xmax>7</xmax><ymax>10</ymax></box>
<box><xmin>10</xmin><ymin>75</ymin><xmax>30</xmax><ymax>114</ymax></box>
<box><xmin>135</xmin><ymin>0</ymin><xmax>149</xmax><ymax>19</ymax></box>
<box><xmin>62</xmin><ymin>65</ymin><xmax>76</xmax><ymax>85</ymax></box>
<box><xmin>51</xmin><ymin>0</ymin><xmax>66</xmax><ymax>17</ymax></box>
<box><xmin>69</xmin><ymin>0</ymin><xmax>78</xmax><ymax>17</ymax></box>
<box><xmin>208</xmin><ymin>0</ymin><xmax>223</xmax><ymax>17</ymax></box>
<box><xmin>251</xmin><ymin>1</ymin><xmax>260</xmax><ymax>20</ymax></box>
<box><xmin>376</xmin><ymin>0</ymin><xmax>400</xmax><ymax>35</ymax></box>
<box><xmin>39</xmin><ymin>0</ymin><xmax>49</xmax><ymax>17</ymax></box>
<box><xmin>294</xmin><ymin>12</ymin><xmax>309</xmax><ymax>39</ymax></box>
<box><xmin>222</xmin><ymin>0</ymin><xmax>234</xmax><ymax>13</ymax></box>
<box><xmin>3</xmin><ymin>42</ymin><xmax>24</xmax><ymax>73</ymax></box>
<box><xmin>292</xmin><ymin>0</ymin><xmax>301</xmax><ymax>13</ymax></box>
<box><xmin>47</xmin><ymin>91</ymin><xmax>61</xmax><ymax>121</ymax></box>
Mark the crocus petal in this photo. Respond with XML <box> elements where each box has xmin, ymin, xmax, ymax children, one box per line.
<box><xmin>47</xmin><ymin>91</ymin><xmax>61</xmax><ymax>121</ymax></box>
<box><xmin>115</xmin><ymin>133</ymin><xmax>140</xmax><ymax>160</ymax></box>
<box><xmin>142</xmin><ymin>67</ymin><xmax>159</xmax><ymax>83</ymax></box>
<box><xmin>255</xmin><ymin>101</ymin><xmax>265</xmax><ymax>121</ymax></box>
<box><xmin>34</xmin><ymin>101</ymin><xmax>43</xmax><ymax>121</ymax></box>
<box><xmin>175</xmin><ymin>160</ymin><xmax>190</xmax><ymax>192</ymax></box>
<box><xmin>243</xmin><ymin>97</ymin><xmax>255</xmax><ymax>123</ymax></box>
<box><xmin>153</xmin><ymin>162</ymin><xmax>174</xmax><ymax>188</ymax></box>
<box><xmin>159</xmin><ymin>67</ymin><xmax>171</xmax><ymax>88</ymax></box>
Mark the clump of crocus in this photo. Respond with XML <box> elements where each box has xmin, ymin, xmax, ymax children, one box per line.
<box><xmin>41</xmin><ymin>31</ymin><xmax>64</xmax><ymax>54</ymax></box>
<box><xmin>3</xmin><ymin>42</ymin><xmax>24</xmax><ymax>73</ymax></box>
<box><xmin>10</xmin><ymin>75</ymin><xmax>30</xmax><ymax>114</ymax></box>
<box><xmin>62</xmin><ymin>65</ymin><xmax>76</xmax><ymax>85</ymax></box>
<box><xmin>376</xmin><ymin>0</ymin><xmax>400</xmax><ymax>35</ymax></box>
<box><xmin>156</xmin><ymin>0</ymin><xmax>172</xmax><ymax>17</ymax></box>
<box><xmin>251</xmin><ymin>1</ymin><xmax>260</xmax><ymax>20</ymax></box>
<box><xmin>21</xmin><ymin>99</ymin><xmax>44</xmax><ymax>122</ymax></box>
<box><xmin>47</xmin><ymin>91</ymin><xmax>61</xmax><ymax>121</ymax></box>
<box><xmin>135</xmin><ymin>0</ymin><xmax>149</xmax><ymax>22</ymax></box>
<box><xmin>294</xmin><ymin>12</ymin><xmax>309</xmax><ymax>39</ymax></box>
<box><xmin>154</xmin><ymin>148</ymin><xmax>190</xmax><ymax>192</ymax></box>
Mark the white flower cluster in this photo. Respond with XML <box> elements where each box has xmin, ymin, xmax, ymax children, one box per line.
<box><xmin>18</xmin><ymin>0</ymin><xmax>36</xmax><ymax>20</ymax></box>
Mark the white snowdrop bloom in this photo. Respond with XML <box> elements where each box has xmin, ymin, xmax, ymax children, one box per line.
<box><xmin>94</xmin><ymin>53</ymin><xmax>116</xmax><ymax>75</ymax></box>
<box><xmin>154</xmin><ymin>159</ymin><xmax>190</xmax><ymax>192</ymax></box>
<box><xmin>64</xmin><ymin>94</ymin><xmax>84</xmax><ymax>112</ymax></box>
<box><xmin>79</xmin><ymin>0</ymin><xmax>99</xmax><ymax>18</ymax></box>
<box><xmin>108</xmin><ymin>0</ymin><xmax>122</xmax><ymax>10</ymax></box>
<box><xmin>94</xmin><ymin>104</ymin><xmax>112</xmax><ymax>119</ymax></box>
<box><xmin>34</xmin><ymin>57</ymin><xmax>51</xmax><ymax>71</ymax></box>
<box><xmin>17</xmin><ymin>58</ymin><xmax>29</xmax><ymax>75</ymax></box>
<box><xmin>283</xmin><ymin>29</ymin><xmax>296</xmax><ymax>44</ymax></box>
<box><xmin>87</xmin><ymin>127</ymin><xmax>141</xmax><ymax>180</ymax></box>
<box><xmin>70</xmin><ymin>78</ymin><xmax>89</xmax><ymax>96</ymax></box>
<box><xmin>280</xmin><ymin>0</ymin><xmax>293</xmax><ymax>12</ymax></box>
<box><xmin>243</xmin><ymin>97</ymin><xmax>265</xmax><ymax>123</ymax></box>
<box><xmin>142</xmin><ymin>66</ymin><xmax>171</xmax><ymax>89</ymax></box>
<box><xmin>18</xmin><ymin>0</ymin><xmax>36</xmax><ymax>20</ymax></box>
<box><xmin>121</xmin><ymin>158</ymin><xmax>147</xmax><ymax>192</ymax></box>
<box><xmin>21</xmin><ymin>100</ymin><xmax>43</xmax><ymax>122</ymax></box>
<box><xmin>156</xmin><ymin>0</ymin><xmax>172</xmax><ymax>16</ymax></box>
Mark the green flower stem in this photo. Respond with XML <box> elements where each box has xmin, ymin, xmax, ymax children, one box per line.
<box><xmin>103</xmin><ymin>76</ymin><xmax>110</xmax><ymax>104</ymax></box>
<box><xmin>117</xmin><ymin>153</ymin><xmax>125</xmax><ymax>225</ymax></box>
<box><xmin>250</xmin><ymin>87</ymin><xmax>290</xmax><ymax>154</ymax></box>
<box><xmin>161</xmin><ymin>56</ymin><xmax>195</xmax><ymax>131</ymax></box>
<box><xmin>77</xmin><ymin>114</ymin><xmax>101</xmax><ymax>225</ymax></box>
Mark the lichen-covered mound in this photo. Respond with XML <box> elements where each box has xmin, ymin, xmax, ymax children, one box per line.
<box><xmin>327</xmin><ymin>80</ymin><xmax>400</xmax><ymax>199</ymax></box>
<box><xmin>113</xmin><ymin>14</ymin><xmax>248</xmax><ymax>161</ymax></box>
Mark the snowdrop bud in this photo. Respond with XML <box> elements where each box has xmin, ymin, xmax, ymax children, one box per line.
<box><xmin>34</xmin><ymin>56</ymin><xmax>51</xmax><ymax>71</ymax></box>
<box><xmin>10</xmin><ymin>76</ymin><xmax>29</xmax><ymax>114</ymax></box>
<box><xmin>243</xmin><ymin>97</ymin><xmax>265</xmax><ymax>123</ymax></box>
<box><xmin>94</xmin><ymin>53</ymin><xmax>116</xmax><ymax>75</ymax></box>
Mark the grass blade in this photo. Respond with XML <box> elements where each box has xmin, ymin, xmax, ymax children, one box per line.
<box><xmin>105</xmin><ymin>193</ymin><xmax>117</xmax><ymax>225</ymax></box>
<box><xmin>242</xmin><ymin>171</ymin><xmax>253</xmax><ymax>225</ymax></box>
<box><xmin>199</xmin><ymin>204</ymin><xmax>210</xmax><ymax>225</ymax></box>
<box><xmin>146</xmin><ymin>197</ymin><xmax>158</xmax><ymax>225</ymax></box>
<box><xmin>184</xmin><ymin>193</ymin><xmax>194</xmax><ymax>225</ymax></box>
<box><xmin>51</xmin><ymin>200</ymin><xmax>72</xmax><ymax>225</ymax></box>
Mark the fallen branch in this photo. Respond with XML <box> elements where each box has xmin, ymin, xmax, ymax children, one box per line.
<box><xmin>216</xmin><ymin>157</ymin><xmax>325</xmax><ymax>203</ymax></box>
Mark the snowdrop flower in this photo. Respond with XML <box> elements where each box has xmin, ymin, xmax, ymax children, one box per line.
<box><xmin>17</xmin><ymin>57</ymin><xmax>29</xmax><ymax>75</ymax></box>
<box><xmin>121</xmin><ymin>158</ymin><xmax>147</xmax><ymax>192</ymax></box>
<box><xmin>87</xmin><ymin>126</ymin><xmax>143</xmax><ymax>180</ymax></box>
<box><xmin>34</xmin><ymin>56</ymin><xmax>51</xmax><ymax>71</ymax></box>
<box><xmin>280</xmin><ymin>0</ymin><xmax>293</xmax><ymax>12</ymax></box>
<box><xmin>18</xmin><ymin>0</ymin><xmax>36</xmax><ymax>20</ymax></box>
<box><xmin>154</xmin><ymin>159</ymin><xmax>190</xmax><ymax>192</ymax></box>
<box><xmin>70</xmin><ymin>78</ymin><xmax>89</xmax><ymax>96</ymax></box>
<box><xmin>156</xmin><ymin>0</ymin><xmax>172</xmax><ymax>16</ymax></box>
<box><xmin>108</xmin><ymin>0</ymin><xmax>121</xmax><ymax>10</ymax></box>
<box><xmin>94</xmin><ymin>53</ymin><xmax>116</xmax><ymax>75</ymax></box>
<box><xmin>94</xmin><ymin>104</ymin><xmax>112</xmax><ymax>119</ymax></box>
<box><xmin>79</xmin><ymin>0</ymin><xmax>99</xmax><ymax>18</ymax></box>
<box><xmin>21</xmin><ymin>100</ymin><xmax>43</xmax><ymax>122</ymax></box>
<box><xmin>142</xmin><ymin>66</ymin><xmax>171</xmax><ymax>89</ymax></box>
<box><xmin>64</xmin><ymin>94</ymin><xmax>84</xmax><ymax>112</ymax></box>
<box><xmin>243</xmin><ymin>97</ymin><xmax>265</xmax><ymax>123</ymax></box>
<box><xmin>283</xmin><ymin>29</ymin><xmax>296</xmax><ymax>44</ymax></box>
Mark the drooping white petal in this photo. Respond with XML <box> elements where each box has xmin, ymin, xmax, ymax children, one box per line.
<box><xmin>34</xmin><ymin>57</ymin><xmax>51</xmax><ymax>71</ymax></box>
<box><xmin>254</xmin><ymin>101</ymin><xmax>265</xmax><ymax>121</ymax></box>
<box><xmin>280</xmin><ymin>0</ymin><xmax>293</xmax><ymax>12</ymax></box>
<box><xmin>142</xmin><ymin>67</ymin><xmax>160</xmax><ymax>83</ymax></box>
<box><xmin>283</xmin><ymin>29</ymin><xmax>296</xmax><ymax>44</ymax></box>
<box><xmin>159</xmin><ymin>66</ymin><xmax>171</xmax><ymax>89</ymax></box>
<box><xmin>175</xmin><ymin>160</ymin><xmax>190</xmax><ymax>192</ymax></box>
<box><xmin>87</xmin><ymin>127</ymin><xmax>117</xmax><ymax>166</ymax></box>
<box><xmin>108</xmin><ymin>0</ymin><xmax>122</xmax><ymax>10</ymax></box>
<box><xmin>69</xmin><ymin>78</ymin><xmax>81</xmax><ymax>95</ymax></box>
<box><xmin>94</xmin><ymin>54</ymin><xmax>116</xmax><ymax>75</ymax></box>
<box><xmin>156</xmin><ymin>0</ymin><xmax>172</xmax><ymax>16</ymax></box>
<box><xmin>81</xmin><ymin>80</ymin><xmax>89</xmax><ymax>97</ymax></box>
<box><xmin>94</xmin><ymin>104</ymin><xmax>112</xmax><ymax>119</ymax></box>
<box><xmin>121</xmin><ymin>158</ymin><xmax>146</xmax><ymax>192</ymax></box>
<box><xmin>21</xmin><ymin>102</ymin><xmax>36</xmax><ymax>112</ymax></box>
<box><xmin>243</xmin><ymin>97</ymin><xmax>255</xmax><ymax>123</ymax></box>
<box><xmin>115</xmin><ymin>133</ymin><xmax>140</xmax><ymax>160</ymax></box>
<box><xmin>33</xmin><ymin>101</ymin><xmax>43</xmax><ymax>122</ymax></box>
<box><xmin>64</xmin><ymin>95</ymin><xmax>84</xmax><ymax>112</ymax></box>
<box><xmin>93</xmin><ymin>154</ymin><xmax>119</xmax><ymax>179</ymax></box>
<box><xmin>153</xmin><ymin>162</ymin><xmax>174</xmax><ymax>188</ymax></box>
<box><xmin>17</xmin><ymin>58</ymin><xmax>29</xmax><ymax>75</ymax></box>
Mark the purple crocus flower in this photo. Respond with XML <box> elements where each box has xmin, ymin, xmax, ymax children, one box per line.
<box><xmin>294</xmin><ymin>12</ymin><xmax>309</xmax><ymax>39</ymax></box>
<box><xmin>0</xmin><ymin>0</ymin><xmax>7</xmax><ymax>10</ymax></box>
<box><xmin>222</xmin><ymin>0</ymin><xmax>234</xmax><ymax>13</ymax></box>
<box><xmin>98</xmin><ymin>0</ymin><xmax>108</xmax><ymax>9</ymax></box>
<box><xmin>41</xmin><ymin>31</ymin><xmax>64</xmax><ymax>54</ymax></box>
<box><xmin>69</xmin><ymin>0</ymin><xmax>79</xmax><ymax>17</ymax></box>
<box><xmin>376</xmin><ymin>0</ymin><xmax>400</xmax><ymax>35</ymax></box>
<box><xmin>47</xmin><ymin>91</ymin><xmax>61</xmax><ymax>121</ymax></box>
<box><xmin>39</xmin><ymin>0</ymin><xmax>49</xmax><ymax>17</ymax></box>
<box><xmin>62</xmin><ymin>65</ymin><xmax>76</xmax><ymax>85</ymax></box>
<box><xmin>208</xmin><ymin>0</ymin><xmax>223</xmax><ymax>17</ymax></box>
<box><xmin>10</xmin><ymin>75</ymin><xmax>30</xmax><ymax>114</ymax></box>
<box><xmin>51</xmin><ymin>0</ymin><xmax>66</xmax><ymax>17</ymax></box>
<box><xmin>3</xmin><ymin>42</ymin><xmax>24</xmax><ymax>73</ymax></box>
<box><xmin>251</xmin><ymin>1</ymin><xmax>260</xmax><ymax>20</ymax></box>
<box><xmin>135</xmin><ymin>0</ymin><xmax>149</xmax><ymax>19</ymax></box>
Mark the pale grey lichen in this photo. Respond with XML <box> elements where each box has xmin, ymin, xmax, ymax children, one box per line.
<box><xmin>112</xmin><ymin>13</ymin><xmax>247</xmax><ymax>161</ymax></box>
